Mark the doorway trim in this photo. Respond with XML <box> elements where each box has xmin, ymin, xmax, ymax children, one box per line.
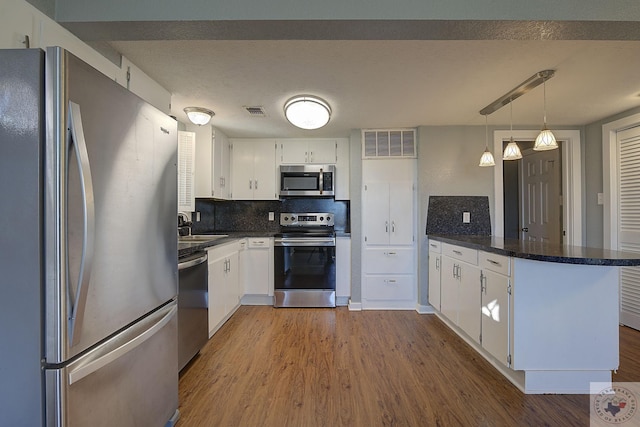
<box><xmin>603</xmin><ymin>112</ymin><xmax>640</xmax><ymax>250</ymax></box>
<box><xmin>493</xmin><ymin>129</ymin><xmax>582</xmax><ymax>245</ymax></box>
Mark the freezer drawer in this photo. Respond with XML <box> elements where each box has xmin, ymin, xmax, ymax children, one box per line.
<box><xmin>45</xmin><ymin>302</ymin><xmax>179</xmax><ymax>427</ymax></box>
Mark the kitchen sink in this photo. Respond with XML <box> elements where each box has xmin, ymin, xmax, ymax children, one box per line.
<box><xmin>178</xmin><ymin>234</ymin><xmax>228</xmax><ymax>242</ymax></box>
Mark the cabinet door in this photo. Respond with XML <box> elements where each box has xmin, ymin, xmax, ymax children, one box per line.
<box><xmin>230</xmin><ymin>141</ymin><xmax>256</xmax><ymax>200</ymax></box>
<box><xmin>208</xmin><ymin>255</ymin><xmax>227</xmax><ymax>335</ymax></box>
<box><xmin>308</xmin><ymin>140</ymin><xmax>337</xmax><ymax>164</ymax></box>
<box><xmin>428</xmin><ymin>252</ymin><xmax>441</xmax><ymax>311</ymax></box>
<box><xmin>213</xmin><ymin>128</ymin><xmax>231</xmax><ymax>199</ymax></box>
<box><xmin>178</xmin><ymin>131</ymin><xmax>196</xmax><ymax>211</ymax></box>
<box><xmin>457</xmin><ymin>262</ymin><xmax>481</xmax><ymax>344</ymax></box>
<box><xmin>336</xmin><ymin>237</ymin><xmax>351</xmax><ymax>298</ymax></box>
<box><xmin>389</xmin><ymin>182</ymin><xmax>414</xmax><ymax>245</ymax></box>
<box><xmin>279</xmin><ymin>140</ymin><xmax>309</xmax><ymax>163</ymax></box>
<box><xmin>252</xmin><ymin>140</ymin><xmax>277</xmax><ymax>200</ymax></box>
<box><xmin>225</xmin><ymin>251</ymin><xmax>240</xmax><ymax>313</ymax></box>
<box><xmin>481</xmin><ymin>270</ymin><xmax>510</xmax><ymax>366</ymax></box>
<box><xmin>363</xmin><ymin>182</ymin><xmax>390</xmax><ymax>245</ymax></box>
<box><xmin>244</xmin><ymin>245</ymin><xmax>270</xmax><ymax>295</ymax></box>
<box><xmin>440</xmin><ymin>256</ymin><xmax>458</xmax><ymax>323</ymax></box>
<box><xmin>192</xmin><ymin>125</ymin><xmax>214</xmax><ymax>198</ymax></box>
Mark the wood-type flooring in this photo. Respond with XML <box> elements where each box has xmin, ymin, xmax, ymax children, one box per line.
<box><xmin>178</xmin><ymin>306</ymin><xmax>640</xmax><ymax>426</ymax></box>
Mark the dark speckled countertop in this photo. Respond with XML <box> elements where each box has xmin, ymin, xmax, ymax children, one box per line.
<box><xmin>428</xmin><ymin>234</ymin><xmax>640</xmax><ymax>266</ymax></box>
<box><xmin>178</xmin><ymin>232</ymin><xmax>276</xmax><ymax>258</ymax></box>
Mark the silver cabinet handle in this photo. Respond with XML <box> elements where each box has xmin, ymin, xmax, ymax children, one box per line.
<box><xmin>453</xmin><ymin>250</ymin><xmax>463</xmax><ymax>256</ymax></box>
<box><xmin>435</xmin><ymin>257</ymin><xmax>440</xmax><ymax>270</ymax></box>
<box><xmin>249</xmin><ymin>180</ymin><xmax>252</xmax><ymax>189</ymax></box>
<box><xmin>392</xmin><ymin>221</ymin><xmax>396</xmax><ymax>233</ymax></box>
<box><xmin>430</xmin><ymin>243</ymin><xmax>437</xmax><ymax>248</ymax></box>
<box><xmin>255</xmin><ymin>180</ymin><xmax>258</xmax><ymax>189</ymax></box>
<box><xmin>67</xmin><ymin>101</ymin><xmax>96</xmax><ymax>347</ymax></box>
<box><xmin>487</xmin><ymin>259</ymin><xmax>502</xmax><ymax>267</ymax></box>
<box><xmin>385</xmin><ymin>221</ymin><xmax>389</xmax><ymax>232</ymax></box>
<box><xmin>387</xmin><ymin>279</ymin><xmax>397</xmax><ymax>284</ymax></box>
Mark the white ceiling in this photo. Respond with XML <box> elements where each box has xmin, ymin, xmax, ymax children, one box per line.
<box><xmin>109</xmin><ymin>39</ymin><xmax>640</xmax><ymax>138</ymax></box>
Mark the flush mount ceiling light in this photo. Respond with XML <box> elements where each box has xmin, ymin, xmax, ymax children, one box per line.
<box><xmin>533</xmin><ymin>71</ymin><xmax>559</xmax><ymax>151</ymax></box>
<box><xmin>503</xmin><ymin>101</ymin><xmax>522</xmax><ymax>161</ymax></box>
<box><xmin>284</xmin><ymin>95</ymin><xmax>331</xmax><ymax>130</ymax></box>
<box><xmin>479</xmin><ymin>114</ymin><xmax>496</xmax><ymax>167</ymax></box>
<box><xmin>184</xmin><ymin>107</ymin><xmax>214</xmax><ymax>126</ymax></box>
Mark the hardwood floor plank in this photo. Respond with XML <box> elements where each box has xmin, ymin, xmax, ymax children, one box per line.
<box><xmin>178</xmin><ymin>307</ymin><xmax>639</xmax><ymax>426</ymax></box>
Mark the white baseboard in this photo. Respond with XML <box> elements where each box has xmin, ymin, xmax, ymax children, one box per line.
<box><xmin>241</xmin><ymin>294</ymin><xmax>274</xmax><ymax>305</ymax></box>
<box><xmin>416</xmin><ymin>304</ymin><xmax>435</xmax><ymax>314</ymax></box>
<box><xmin>348</xmin><ymin>300</ymin><xmax>362</xmax><ymax>311</ymax></box>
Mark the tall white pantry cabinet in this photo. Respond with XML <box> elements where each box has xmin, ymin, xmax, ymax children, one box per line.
<box><xmin>361</xmin><ymin>158</ymin><xmax>417</xmax><ymax>309</ymax></box>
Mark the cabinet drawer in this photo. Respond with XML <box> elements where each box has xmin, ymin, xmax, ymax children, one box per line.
<box><xmin>364</xmin><ymin>275</ymin><xmax>415</xmax><ymax>301</ymax></box>
<box><xmin>479</xmin><ymin>251</ymin><xmax>510</xmax><ymax>276</ymax></box>
<box><xmin>428</xmin><ymin>239</ymin><xmax>442</xmax><ymax>253</ymax></box>
<box><xmin>442</xmin><ymin>243</ymin><xmax>478</xmax><ymax>265</ymax></box>
<box><xmin>364</xmin><ymin>248</ymin><xmax>414</xmax><ymax>274</ymax></box>
<box><xmin>247</xmin><ymin>237</ymin><xmax>270</xmax><ymax>249</ymax></box>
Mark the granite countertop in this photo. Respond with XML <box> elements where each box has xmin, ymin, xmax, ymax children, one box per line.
<box><xmin>178</xmin><ymin>231</ymin><xmax>277</xmax><ymax>258</ymax></box>
<box><xmin>428</xmin><ymin>234</ymin><xmax>640</xmax><ymax>266</ymax></box>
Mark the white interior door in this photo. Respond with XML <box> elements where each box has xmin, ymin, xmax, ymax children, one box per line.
<box><xmin>617</xmin><ymin>126</ymin><xmax>640</xmax><ymax>330</ymax></box>
<box><xmin>520</xmin><ymin>148</ymin><xmax>561</xmax><ymax>244</ymax></box>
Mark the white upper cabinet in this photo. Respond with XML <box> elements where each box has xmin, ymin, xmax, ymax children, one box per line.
<box><xmin>177</xmin><ymin>131</ymin><xmax>196</xmax><ymax>212</ymax></box>
<box><xmin>363</xmin><ymin>182</ymin><xmax>414</xmax><ymax>246</ymax></box>
<box><xmin>278</xmin><ymin>139</ymin><xmax>338</xmax><ymax>164</ymax></box>
<box><xmin>230</xmin><ymin>139</ymin><xmax>277</xmax><ymax>200</ymax></box>
<box><xmin>190</xmin><ymin>125</ymin><xmax>231</xmax><ymax>199</ymax></box>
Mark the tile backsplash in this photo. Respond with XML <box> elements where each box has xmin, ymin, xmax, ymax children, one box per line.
<box><xmin>425</xmin><ymin>196</ymin><xmax>491</xmax><ymax>236</ymax></box>
<box><xmin>191</xmin><ymin>198</ymin><xmax>350</xmax><ymax>234</ymax></box>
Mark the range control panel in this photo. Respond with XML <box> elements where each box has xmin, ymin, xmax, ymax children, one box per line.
<box><xmin>280</xmin><ymin>212</ymin><xmax>334</xmax><ymax>227</ymax></box>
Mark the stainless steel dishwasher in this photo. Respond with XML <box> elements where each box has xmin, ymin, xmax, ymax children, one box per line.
<box><xmin>178</xmin><ymin>251</ymin><xmax>208</xmax><ymax>371</ymax></box>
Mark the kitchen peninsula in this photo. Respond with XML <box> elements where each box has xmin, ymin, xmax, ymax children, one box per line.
<box><xmin>427</xmin><ymin>234</ymin><xmax>640</xmax><ymax>394</ymax></box>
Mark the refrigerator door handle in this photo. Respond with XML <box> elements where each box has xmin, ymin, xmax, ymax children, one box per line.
<box><xmin>67</xmin><ymin>101</ymin><xmax>96</xmax><ymax>347</ymax></box>
<box><xmin>68</xmin><ymin>303</ymin><xmax>177</xmax><ymax>385</ymax></box>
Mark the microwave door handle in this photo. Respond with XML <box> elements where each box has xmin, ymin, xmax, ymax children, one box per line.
<box><xmin>67</xmin><ymin>101</ymin><xmax>96</xmax><ymax>347</ymax></box>
<box><xmin>319</xmin><ymin>168</ymin><xmax>323</xmax><ymax>195</ymax></box>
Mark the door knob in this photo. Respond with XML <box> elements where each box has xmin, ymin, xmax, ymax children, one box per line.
<box><xmin>522</xmin><ymin>227</ymin><xmax>529</xmax><ymax>232</ymax></box>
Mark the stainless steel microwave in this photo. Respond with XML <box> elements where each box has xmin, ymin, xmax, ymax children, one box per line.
<box><xmin>279</xmin><ymin>165</ymin><xmax>335</xmax><ymax>197</ymax></box>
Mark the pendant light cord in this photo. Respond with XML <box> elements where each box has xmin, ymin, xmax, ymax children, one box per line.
<box><xmin>542</xmin><ymin>77</ymin><xmax>548</xmax><ymax>127</ymax></box>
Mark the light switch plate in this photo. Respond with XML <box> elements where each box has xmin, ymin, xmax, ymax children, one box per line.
<box><xmin>597</xmin><ymin>193</ymin><xmax>604</xmax><ymax>205</ymax></box>
<box><xmin>463</xmin><ymin>212</ymin><xmax>470</xmax><ymax>223</ymax></box>
<box><xmin>268</xmin><ymin>211</ymin><xmax>275</xmax><ymax>221</ymax></box>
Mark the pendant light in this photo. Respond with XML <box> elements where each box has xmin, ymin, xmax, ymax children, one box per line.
<box><xmin>479</xmin><ymin>114</ymin><xmax>495</xmax><ymax>167</ymax></box>
<box><xmin>503</xmin><ymin>100</ymin><xmax>522</xmax><ymax>160</ymax></box>
<box><xmin>533</xmin><ymin>72</ymin><xmax>558</xmax><ymax>151</ymax></box>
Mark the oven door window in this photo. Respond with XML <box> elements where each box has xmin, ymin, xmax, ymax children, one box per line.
<box><xmin>281</xmin><ymin>174</ymin><xmax>319</xmax><ymax>191</ymax></box>
<box><xmin>275</xmin><ymin>245</ymin><xmax>336</xmax><ymax>290</ymax></box>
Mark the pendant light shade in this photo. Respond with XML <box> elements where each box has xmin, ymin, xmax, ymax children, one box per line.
<box><xmin>533</xmin><ymin>73</ymin><xmax>558</xmax><ymax>151</ymax></box>
<box><xmin>503</xmin><ymin>101</ymin><xmax>522</xmax><ymax>160</ymax></box>
<box><xmin>184</xmin><ymin>107</ymin><xmax>214</xmax><ymax>126</ymax></box>
<box><xmin>479</xmin><ymin>114</ymin><xmax>495</xmax><ymax>167</ymax></box>
<box><xmin>284</xmin><ymin>95</ymin><xmax>331</xmax><ymax>130</ymax></box>
<box><xmin>503</xmin><ymin>137</ymin><xmax>523</xmax><ymax>160</ymax></box>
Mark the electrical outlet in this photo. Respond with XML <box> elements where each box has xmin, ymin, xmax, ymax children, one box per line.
<box><xmin>195</xmin><ymin>211</ymin><xmax>201</xmax><ymax>222</ymax></box>
<box><xmin>597</xmin><ymin>193</ymin><xmax>604</xmax><ymax>205</ymax></box>
<box><xmin>463</xmin><ymin>212</ymin><xmax>471</xmax><ymax>223</ymax></box>
<box><xmin>268</xmin><ymin>211</ymin><xmax>275</xmax><ymax>221</ymax></box>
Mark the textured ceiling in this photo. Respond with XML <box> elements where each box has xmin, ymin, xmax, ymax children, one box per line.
<box><xmin>107</xmin><ymin>38</ymin><xmax>640</xmax><ymax>138</ymax></box>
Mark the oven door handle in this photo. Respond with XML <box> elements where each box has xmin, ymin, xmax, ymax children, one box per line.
<box><xmin>274</xmin><ymin>237</ymin><xmax>336</xmax><ymax>247</ymax></box>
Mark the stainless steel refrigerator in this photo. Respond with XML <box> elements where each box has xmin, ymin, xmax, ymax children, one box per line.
<box><xmin>0</xmin><ymin>47</ymin><xmax>180</xmax><ymax>426</ymax></box>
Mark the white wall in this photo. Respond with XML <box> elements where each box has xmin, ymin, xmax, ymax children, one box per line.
<box><xmin>1</xmin><ymin>0</ymin><xmax>172</xmax><ymax>114</ymax></box>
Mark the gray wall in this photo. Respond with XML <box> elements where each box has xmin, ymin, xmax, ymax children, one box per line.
<box><xmin>417</xmin><ymin>126</ymin><xmax>495</xmax><ymax>306</ymax></box>
<box><xmin>583</xmin><ymin>105</ymin><xmax>640</xmax><ymax>248</ymax></box>
<box><xmin>349</xmin><ymin>129</ymin><xmax>363</xmax><ymax>303</ymax></box>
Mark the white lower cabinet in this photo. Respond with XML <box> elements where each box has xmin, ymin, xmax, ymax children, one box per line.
<box><xmin>363</xmin><ymin>276</ymin><xmax>414</xmax><ymax>301</ymax></box>
<box><xmin>436</xmin><ymin>243</ymin><xmax>509</xmax><ymax>361</ymax></box>
<box><xmin>207</xmin><ymin>241</ymin><xmax>241</xmax><ymax>337</ymax></box>
<box><xmin>243</xmin><ymin>237</ymin><xmax>274</xmax><ymax>296</ymax></box>
<box><xmin>336</xmin><ymin>236</ymin><xmax>351</xmax><ymax>302</ymax></box>
<box><xmin>481</xmin><ymin>268</ymin><xmax>510</xmax><ymax>366</ymax></box>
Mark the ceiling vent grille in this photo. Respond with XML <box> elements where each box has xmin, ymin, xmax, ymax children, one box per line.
<box><xmin>244</xmin><ymin>106</ymin><xmax>266</xmax><ymax>117</ymax></box>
